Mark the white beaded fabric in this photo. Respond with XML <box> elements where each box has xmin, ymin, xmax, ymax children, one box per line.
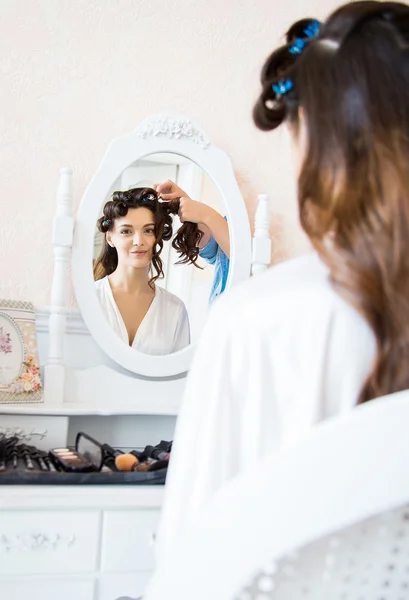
<box><xmin>235</xmin><ymin>504</ymin><xmax>409</xmax><ymax>600</ymax></box>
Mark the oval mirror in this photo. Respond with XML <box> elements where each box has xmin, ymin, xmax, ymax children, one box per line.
<box><xmin>72</xmin><ymin>114</ymin><xmax>251</xmax><ymax>377</ymax></box>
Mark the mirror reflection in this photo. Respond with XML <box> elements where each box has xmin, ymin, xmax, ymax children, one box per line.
<box><xmin>93</xmin><ymin>153</ymin><xmax>229</xmax><ymax>356</ymax></box>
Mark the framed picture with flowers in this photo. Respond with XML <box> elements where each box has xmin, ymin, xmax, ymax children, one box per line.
<box><xmin>0</xmin><ymin>300</ymin><xmax>43</xmax><ymax>404</ymax></box>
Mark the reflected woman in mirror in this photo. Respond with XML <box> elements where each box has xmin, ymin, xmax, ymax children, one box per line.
<box><xmin>94</xmin><ymin>188</ymin><xmax>200</xmax><ymax>355</ymax></box>
<box><xmin>154</xmin><ymin>180</ymin><xmax>230</xmax><ymax>304</ymax></box>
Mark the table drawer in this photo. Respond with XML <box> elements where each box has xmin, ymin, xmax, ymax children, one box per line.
<box><xmin>0</xmin><ymin>509</ymin><xmax>100</xmax><ymax>575</ymax></box>
<box><xmin>101</xmin><ymin>509</ymin><xmax>160</xmax><ymax>572</ymax></box>
<box><xmin>0</xmin><ymin>578</ymin><xmax>95</xmax><ymax>600</ymax></box>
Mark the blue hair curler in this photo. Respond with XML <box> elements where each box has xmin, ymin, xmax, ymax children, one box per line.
<box><xmin>142</xmin><ymin>193</ymin><xmax>156</xmax><ymax>203</ymax></box>
<box><xmin>288</xmin><ymin>19</ymin><xmax>320</xmax><ymax>54</ymax></box>
<box><xmin>289</xmin><ymin>38</ymin><xmax>306</xmax><ymax>54</ymax></box>
<box><xmin>272</xmin><ymin>79</ymin><xmax>294</xmax><ymax>96</ymax></box>
<box><xmin>304</xmin><ymin>19</ymin><xmax>320</xmax><ymax>39</ymax></box>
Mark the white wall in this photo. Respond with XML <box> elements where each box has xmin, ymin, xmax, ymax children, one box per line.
<box><xmin>0</xmin><ymin>0</ymin><xmax>342</xmax><ymax>308</ymax></box>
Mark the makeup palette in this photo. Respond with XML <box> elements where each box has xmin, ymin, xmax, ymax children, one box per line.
<box><xmin>49</xmin><ymin>432</ymin><xmax>105</xmax><ymax>473</ymax></box>
<box><xmin>49</xmin><ymin>448</ymin><xmax>95</xmax><ymax>472</ymax></box>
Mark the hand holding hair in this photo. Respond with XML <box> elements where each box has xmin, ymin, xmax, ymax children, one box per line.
<box><xmin>154</xmin><ymin>180</ymin><xmax>188</xmax><ymax>201</ymax></box>
<box><xmin>155</xmin><ymin>179</ymin><xmax>230</xmax><ymax>257</ymax></box>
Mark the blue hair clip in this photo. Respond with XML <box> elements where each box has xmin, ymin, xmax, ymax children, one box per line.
<box><xmin>272</xmin><ymin>79</ymin><xmax>293</xmax><ymax>96</ymax></box>
<box><xmin>304</xmin><ymin>19</ymin><xmax>320</xmax><ymax>39</ymax></box>
<box><xmin>288</xmin><ymin>20</ymin><xmax>320</xmax><ymax>54</ymax></box>
<box><xmin>288</xmin><ymin>37</ymin><xmax>306</xmax><ymax>55</ymax></box>
<box><xmin>142</xmin><ymin>193</ymin><xmax>156</xmax><ymax>203</ymax></box>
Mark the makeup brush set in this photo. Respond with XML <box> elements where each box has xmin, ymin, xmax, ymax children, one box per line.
<box><xmin>0</xmin><ymin>432</ymin><xmax>171</xmax><ymax>485</ymax></box>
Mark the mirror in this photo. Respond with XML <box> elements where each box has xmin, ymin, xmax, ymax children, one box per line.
<box><xmin>72</xmin><ymin>114</ymin><xmax>251</xmax><ymax>377</ymax></box>
<box><xmin>92</xmin><ymin>153</ymin><xmax>228</xmax><ymax>355</ymax></box>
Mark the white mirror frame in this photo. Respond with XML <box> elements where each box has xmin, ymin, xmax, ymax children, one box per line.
<box><xmin>72</xmin><ymin>114</ymin><xmax>251</xmax><ymax>378</ymax></box>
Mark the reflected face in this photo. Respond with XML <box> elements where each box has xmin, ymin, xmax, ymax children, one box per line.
<box><xmin>107</xmin><ymin>207</ymin><xmax>156</xmax><ymax>269</ymax></box>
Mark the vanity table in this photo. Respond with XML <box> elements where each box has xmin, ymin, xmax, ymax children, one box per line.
<box><xmin>0</xmin><ymin>114</ymin><xmax>271</xmax><ymax>600</ymax></box>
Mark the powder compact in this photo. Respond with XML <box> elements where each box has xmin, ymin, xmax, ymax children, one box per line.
<box><xmin>49</xmin><ymin>432</ymin><xmax>104</xmax><ymax>473</ymax></box>
<box><xmin>49</xmin><ymin>448</ymin><xmax>94</xmax><ymax>472</ymax></box>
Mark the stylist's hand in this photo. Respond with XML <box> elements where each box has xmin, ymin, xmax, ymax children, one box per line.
<box><xmin>178</xmin><ymin>196</ymin><xmax>213</xmax><ymax>225</ymax></box>
<box><xmin>154</xmin><ymin>179</ymin><xmax>213</xmax><ymax>225</ymax></box>
<box><xmin>154</xmin><ymin>180</ymin><xmax>189</xmax><ymax>201</ymax></box>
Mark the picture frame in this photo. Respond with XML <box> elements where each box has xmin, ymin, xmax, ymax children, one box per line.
<box><xmin>0</xmin><ymin>299</ymin><xmax>43</xmax><ymax>404</ymax></box>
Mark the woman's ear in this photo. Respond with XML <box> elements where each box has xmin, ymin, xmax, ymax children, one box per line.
<box><xmin>106</xmin><ymin>232</ymin><xmax>114</xmax><ymax>248</ymax></box>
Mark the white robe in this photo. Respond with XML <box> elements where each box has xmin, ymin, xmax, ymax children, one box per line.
<box><xmin>155</xmin><ymin>252</ymin><xmax>377</xmax><ymax>563</ymax></box>
<box><xmin>94</xmin><ymin>277</ymin><xmax>190</xmax><ymax>355</ymax></box>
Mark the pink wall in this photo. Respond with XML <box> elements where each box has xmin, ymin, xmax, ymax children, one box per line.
<box><xmin>0</xmin><ymin>0</ymin><xmax>340</xmax><ymax>306</ymax></box>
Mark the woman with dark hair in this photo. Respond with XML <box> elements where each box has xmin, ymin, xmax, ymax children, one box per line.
<box><xmin>155</xmin><ymin>1</ymin><xmax>409</xmax><ymax>562</ymax></box>
<box><xmin>94</xmin><ymin>187</ymin><xmax>202</xmax><ymax>355</ymax></box>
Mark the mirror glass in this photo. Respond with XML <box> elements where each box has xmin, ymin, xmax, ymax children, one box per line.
<box><xmin>92</xmin><ymin>152</ymin><xmax>229</xmax><ymax>356</ymax></box>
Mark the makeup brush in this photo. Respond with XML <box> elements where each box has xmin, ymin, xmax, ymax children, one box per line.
<box><xmin>102</xmin><ymin>443</ymin><xmax>124</xmax><ymax>470</ymax></box>
<box><xmin>44</xmin><ymin>454</ymin><xmax>57</xmax><ymax>472</ymax></box>
<box><xmin>10</xmin><ymin>447</ymin><xmax>18</xmax><ymax>469</ymax></box>
<box><xmin>144</xmin><ymin>444</ymin><xmax>171</xmax><ymax>461</ymax></box>
<box><xmin>115</xmin><ymin>453</ymin><xmax>139</xmax><ymax>472</ymax></box>
<box><xmin>19</xmin><ymin>444</ymin><xmax>35</xmax><ymax>470</ymax></box>
<box><xmin>36</xmin><ymin>450</ymin><xmax>49</xmax><ymax>472</ymax></box>
<box><xmin>147</xmin><ymin>459</ymin><xmax>169</xmax><ymax>472</ymax></box>
<box><xmin>0</xmin><ymin>441</ymin><xmax>6</xmax><ymax>472</ymax></box>
<box><xmin>102</xmin><ymin>443</ymin><xmax>123</xmax><ymax>458</ymax></box>
<box><xmin>134</xmin><ymin>462</ymin><xmax>151</xmax><ymax>472</ymax></box>
<box><xmin>2</xmin><ymin>436</ymin><xmax>19</xmax><ymax>471</ymax></box>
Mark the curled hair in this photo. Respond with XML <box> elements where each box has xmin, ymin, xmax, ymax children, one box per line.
<box><xmin>254</xmin><ymin>2</ymin><xmax>409</xmax><ymax>403</ymax></box>
<box><xmin>170</xmin><ymin>201</ymin><xmax>204</xmax><ymax>266</ymax></box>
<box><xmin>94</xmin><ymin>188</ymin><xmax>203</xmax><ymax>287</ymax></box>
<box><xmin>253</xmin><ymin>18</ymin><xmax>318</xmax><ymax>131</ymax></box>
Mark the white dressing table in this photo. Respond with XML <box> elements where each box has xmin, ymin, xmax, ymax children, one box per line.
<box><xmin>0</xmin><ymin>114</ymin><xmax>271</xmax><ymax>600</ymax></box>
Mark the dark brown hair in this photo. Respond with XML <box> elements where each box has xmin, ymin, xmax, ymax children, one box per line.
<box><xmin>94</xmin><ymin>188</ymin><xmax>203</xmax><ymax>287</ymax></box>
<box><xmin>254</xmin><ymin>2</ymin><xmax>409</xmax><ymax>403</ymax></box>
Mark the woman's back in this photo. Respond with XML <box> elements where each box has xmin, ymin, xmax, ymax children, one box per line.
<box><xmin>156</xmin><ymin>0</ymin><xmax>409</xmax><ymax>566</ymax></box>
<box><xmin>155</xmin><ymin>251</ymin><xmax>376</xmax><ymax>563</ymax></box>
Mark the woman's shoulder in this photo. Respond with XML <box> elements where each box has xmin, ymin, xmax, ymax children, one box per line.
<box><xmin>213</xmin><ymin>252</ymin><xmax>368</xmax><ymax>334</ymax></box>
<box><xmin>259</xmin><ymin>251</ymin><xmax>329</xmax><ymax>289</ymax></box>
<box><xmin>232</xmin><ymin>252</ymin><xmax>331</xmax><ymax>301</ymax></box>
